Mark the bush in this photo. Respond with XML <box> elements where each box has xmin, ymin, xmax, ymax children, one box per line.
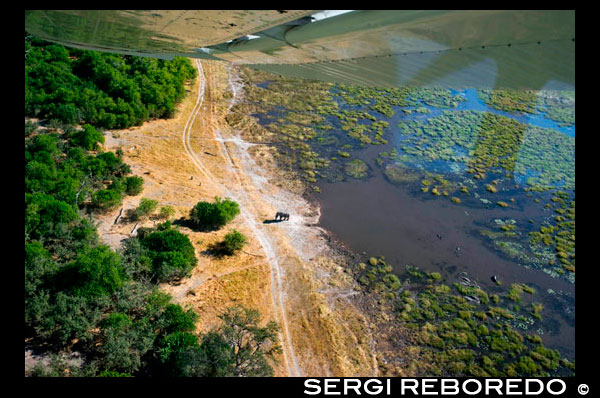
<box><xmin>152</xmin><ymin>251</ymin><xmax>193</xmax><ymax>282</ymax></box>
<box><xmin>190</xmin><ymin>197</ymin><xmax>240</xmax><ymax>230</ymax></box>
<box><xmin>140</xmin><ymin>227</ymin><xmax>196</xmax><ymax>282</ymax></box>
<box><xmin>70</xmin><ymin>124</ymin><xmax>105</xmax><ymax>150</ymax></box>
<box><xmin>92</xmin><ymin>189</ymin><xmax>123</xmax><ymax>211</ymax></box>
<box><xmin>128</xmin><ymin>198</ymin><xmax>158</xmax><ymax>220</ymax></box>
<box><xmin>157</xmin><ymin>331</ymin><xmax>200</xmax><ymax>376</ymax></box>
<box><xmin>125</xmin><ymin>176</ymin><xmax>144</xmax><ymax>196</ymax></box>
<box><xmin>25</xmin><ymin>193</ymin><xmax>78</xmax><ymax>239</ymax></box>
<box><xmin>159</xmin><ymin>205</ymin><xmax>176</xmax><ymax>220</ymax></box>
<box><xmin>58</xmin><ymin>245</ymin><xmax>126</xmax><ymax>298</ymax></box>
<box><xmin>25</xmin><ymin>240</ymin><xmax>57</xmax><ymax>283</ymax></box>
<box><xmin>211</xmin><ymin>230</ymin><xmax>247</xmax><ymax>256</ymax></box>
<box><xmin>98</xmin><ymin>313</ymin><xmax>155</xmax><ymax>373</ymax></box>
<box><xmin>158</xmin><ymin>304</ymin><xmax>199</xmax><ymax>335</ymax></box>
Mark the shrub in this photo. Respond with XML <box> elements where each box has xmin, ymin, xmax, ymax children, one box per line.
<box><xmin>152</xmin><ymin>251</ymin><xmax>193</xmax><ymax>281</ymax></box>
<box><xmin>211</xmin><ymin>230</ymin><xmax>248</xmax><ymax>256</ymax></box>
<box><xmin>25</xmin><ymin>193</ymin><xmax>78</xmax><ymax>239</ymax></box>
<box><xmin>157</xmin><ymin>331</ymin><xmax>200</xmax><ymax>376</ymax></box>
<box><xmin>97</xmin><ymin>370</ymin><xmax>133</xmax><ymax>377</ymax></box>
<box><xmin>159</xmin><ymin>205</ymin><xmax>176</xmax><ymax>220</ymax></box>
<box><xmin>70</xmin><ymin>124</ymin><xmax>105</xmax><ymax>150</ymax></box>
<box><xmin>129</xmin><ymin>198</ymin><xmax>158</xmax><ymax>220</ymax></box>
<box><xmin>190</xmin><ymin>197</ymin><xmax>240</xmax><ymax>230</ymax></box>
<box><xmin>125</xmin><ymin>176</ymin><xmax>144</xmax><ymax>196</ymax></box>
<box><xmin>158</xmin><ymin>304</ymin><xmax>199</xmax><ymax>335</ymax></box>
<box><xmin>59</xmin><ymin>245</ymin><xmax>126</xmax><ymax>298</ymax></box>
<box><xmin>92</xmin><ymin>189</ymin><xmax>123</xmax><ymax>211</ymax></box>
<box><xmin>140</xmin><ymin>228</ymin><xmax>196</xmax><ymax>282</ymax></box>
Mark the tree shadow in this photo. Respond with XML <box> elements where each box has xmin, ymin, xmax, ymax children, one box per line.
<box><xmin>200</xmin><ymin>243</ymin><xmax>232</xmax><ymax>259</ymax></box>
<box><xmin>172</xmin><ymin>217</ymin><xmax>219</xmax><ymax>232</ymax></box>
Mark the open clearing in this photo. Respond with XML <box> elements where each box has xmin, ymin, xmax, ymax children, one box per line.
<box><xmin>97</xmin><ymin>60</ymin><xmax>378</xmax><ymax>377</ymax></box>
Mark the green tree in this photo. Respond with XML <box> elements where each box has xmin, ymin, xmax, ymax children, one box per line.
<box><xmin>157</xmin><ymin>304</ymin><xmax>198</xmax><ymax>335</ymax></box>
<box><xmin>70</xmin><ymin>124</ymin><xmax>105</xmax><ymax>150</ymax></box>
<box><xmin>190</xmin><ymin>197</ymin><xmax>240</xmax><ymax>230</ymax></box>
<box><xmin>59</xmin><ymin>245</ymin><xmax>126</xmax><ymax>298</ymax></box>
<box><xmin>97</xmin><ymin>313</ymin><xmax>155</xmax><ymax>373</ymax></box>
<box><xmin>187</xmin><ymin>306</ymin><xmax>281</xmax><ymax>377</ymax></box>
<box><xmin>185</xmin><ymin>331</ymin><xmax>235</xmax><ymax>376</ymax></box>
<box><xmin>26</xmin><ymin>36</ymin><xmax>196</xmax><ymax>129</ymax></box>
<box><xmin>157</xmin><ymin>332</ymin><xmax>200</xmax><ymax>376</ymax></box>
<box><xmin>25</xmin><ymin>241</ymin><xmax>58</xmax><ymax>300</ymax></box>
<box><xmin>25</xmin><ymin>193</ymin><xmax>78</xmax><ymax>240</ymax></box>
<box><xmin>97</xmin><ymin>370</ymin><xmax>133</xmax><ymax>377</ymax></box>
<box><xmin>92</xmin><ymin>189</ymin><xmax>123</xmax><ymax>211</ymax></box>
<box><xmin>151</xmin><ymin>251</ymin><xmax>191</xmax><ymax>282</ymax></box>
<box><xmin>140</xmin><ymin>227</ymin><xmax>196</xmax><ymax>282</ymax></box>
<box><xmin>30</xmin><ymin>291</ymin><xmax>105</xmax><ymax>345</ymax></box>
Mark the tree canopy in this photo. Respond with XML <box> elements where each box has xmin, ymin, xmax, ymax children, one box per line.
<box><xmin>190</xmin><ymin>197</ymin><xmax>240</xmax><ymax>230</ymax></box>
<box><xmin>25</xmin><ymin>36</ymin><xmax>196</xmax><ymax>129</ymax></box>
<box><xmin>24</xmin><ymin>34</ymin><xmax>277</xmax><ymax>378</ymax></box>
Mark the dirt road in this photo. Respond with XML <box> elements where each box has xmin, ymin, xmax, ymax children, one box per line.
<box><xmin>98</xmin><ymin>59</ymin><xmax>378</xmax><ymax>377</ymax></box>
<box><xmin>181</xmin><ymin>59</ymin><xmax>301</xmax><ymax>376</ymax></box>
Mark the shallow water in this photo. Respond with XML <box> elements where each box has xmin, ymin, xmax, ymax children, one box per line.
<box><xmin>450</xmin><ymin>88</ymin><xmax>575</xmax><ymax>137</ymax></box>
<box><xmin>252</xmin><ymin>80</ymin><xmax>575</xmax><ymax>358</ymax></box>
<box><xmin>317</xmin><ymin>161</ymin><xmax>574</xmax><ymax>357</ymax></box>
<box><xmin>313</xmin><ymin>90</ymin><xmax>575</xmax><ymax>358</ymax></box>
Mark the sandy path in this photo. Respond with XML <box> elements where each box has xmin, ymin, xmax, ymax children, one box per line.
<box><xmin>181</xmin><ymin>60</ymin><xmax>301</xmax><ymax>377</ymax></box>
<box><xmin>92</xmin><ymin>60</ymin><xmax>378</xmax><ymax>378</ymax></box>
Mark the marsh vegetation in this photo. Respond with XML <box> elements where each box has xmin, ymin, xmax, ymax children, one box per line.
<box><xmin>352</xmin><ymin>256</ymin><xmax>574</xmax><ymax>377</ymax></box>
<box><xmin>231</xmin><ymin>66</ymin><xmax>575</xmax><ymax>374</ymax></box>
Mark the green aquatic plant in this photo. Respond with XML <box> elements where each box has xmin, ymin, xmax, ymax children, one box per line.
<box><xmin>531</xmin><ymin>303</ymin><xmax>543</xmax><ymax>320</ymax></box>
<box><xmin>344</xmin><ymin>159</ymin><xmax>368</xmax><ymax>179</ymax></box>
<box><xmin>383</xmin><ymin>163</ymin><xmax>419</xmax><ymax>185</ymax></box>
<box><xmin>535</xmin><ymin>91</ymin><xmax>575</xmax><ymax>126</ymax></box>
<box><xmin>506</xmin><ymin>283</ymin><xmax>535</xmax><ymax>303</ymax></box>
<box><xmin>488</xmin><ymin>307</ymin><xmax>515</xmax><ymax>320</ymax></box>
<box><xmin>486</xmin><ymin>184</ymin><xmax>498</xmax><ymax>193</ymax></box>
<box><xmin>478</xmin><ymin>89</ymin><xmax>538</xmax><ymax>114</ymax></box>
<box><xmin>468</xmin><ymin>114</ymin><xmax>527</xmax><ymax>175</ymax></box>
<box><xmin>514</xmin><ymin>126</ymin><xmax>574</xmax><ymax>190</ymax></box>
<box><xmin>410</xmin><ymin>88</ymin><xmax>467</xmax><ymax>108</ymax></box>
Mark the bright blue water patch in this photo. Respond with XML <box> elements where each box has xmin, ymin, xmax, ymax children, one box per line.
<box><xmin>450</xmin><ymin>89</ymin><xmax>575</xmax><ymax>137</ymax></box>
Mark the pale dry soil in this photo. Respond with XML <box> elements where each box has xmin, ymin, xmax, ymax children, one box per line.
<box><xmin>96</xmin><ymin>60</ymin><xmax>378</xmax><ymax>377</ymax></box>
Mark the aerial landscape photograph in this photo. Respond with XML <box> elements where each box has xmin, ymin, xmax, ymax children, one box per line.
<box><xmin>24</xmin><ymin>9</ymin><xmax>576</xmax><ymax>388</ymax></box>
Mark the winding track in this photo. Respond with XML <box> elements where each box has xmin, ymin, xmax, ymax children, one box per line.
<box><xmin>181</xmin><ymin>59</ymin><xmax>301</xmax><ymax>377</ymax></box>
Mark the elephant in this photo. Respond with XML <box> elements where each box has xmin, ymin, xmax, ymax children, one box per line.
<box><xmin>275</xmin><ymin>212</ymin><xmax>289</xmax><ymax>221</ymax></box>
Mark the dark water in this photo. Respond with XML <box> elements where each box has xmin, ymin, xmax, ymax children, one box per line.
<box><xmin>317</xmin><ymin>148</ymin><xmax>574</xmax><ymax>357</ymax></box>
<box><xmin>254</xmin><ymin>80</ymin><xmax>575</xmax><ymax>357</ymax></box>
<box><xmin>312</xmin><ymin>92</ymin><xmax>575</xmax><ymax>358</ymax></box>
